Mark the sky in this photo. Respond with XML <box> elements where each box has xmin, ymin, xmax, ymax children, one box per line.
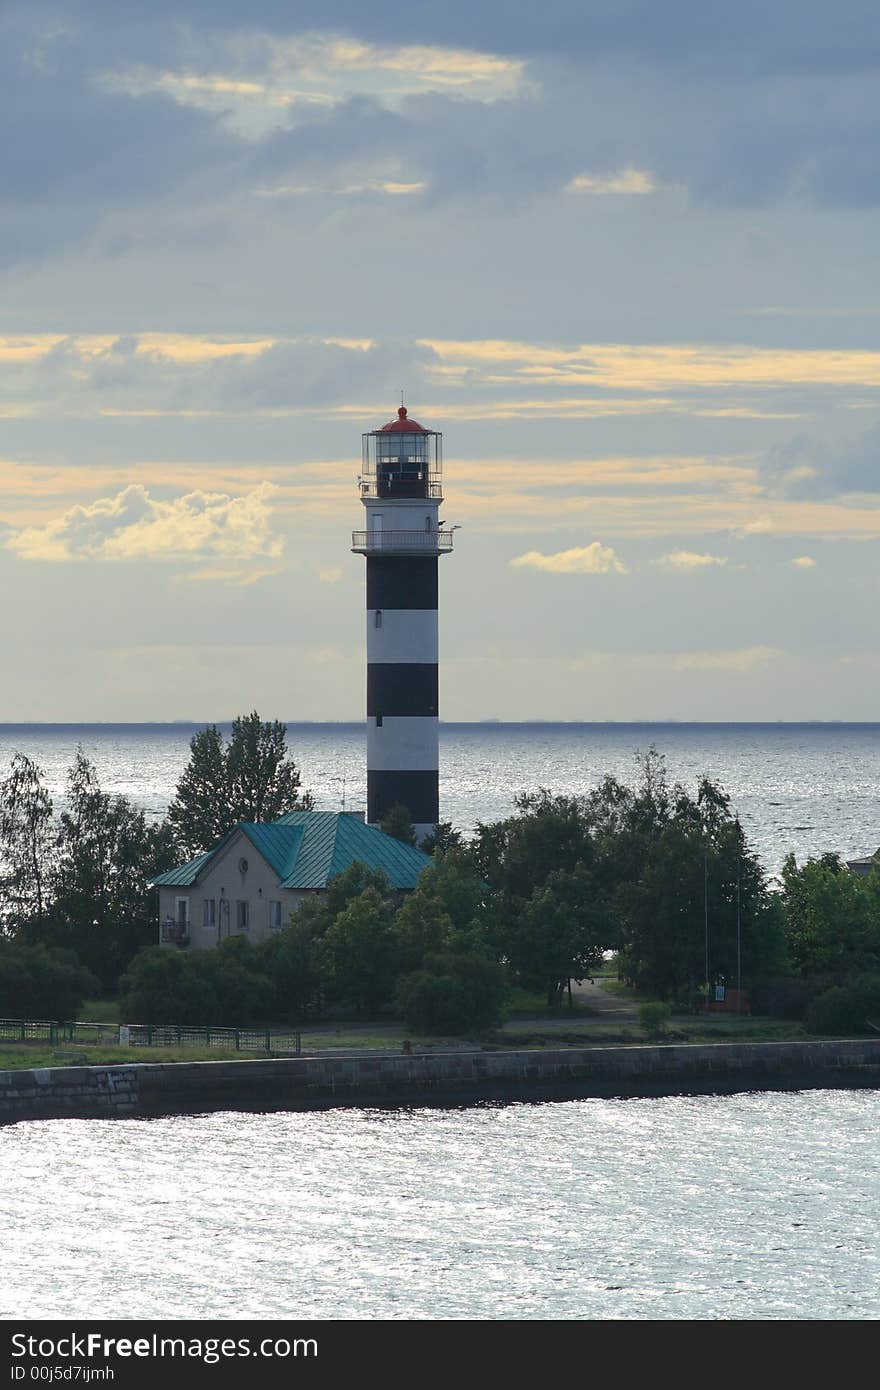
<box><xmin>2</xmin><ymin>0</ymin><xmax>880</xmax><ymax>721</ymax></box>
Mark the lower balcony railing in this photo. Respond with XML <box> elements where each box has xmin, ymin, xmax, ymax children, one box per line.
<box><xmin>351</xmin><ymin>529</ymin><xmax>454</xmax><ymax>552</ymax></box>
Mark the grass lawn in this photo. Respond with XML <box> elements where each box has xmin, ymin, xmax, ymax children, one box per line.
<box><xmin>77</xmin><ymin>999</ymin><xmax>121</xmax><ymax>1024</ymax></box>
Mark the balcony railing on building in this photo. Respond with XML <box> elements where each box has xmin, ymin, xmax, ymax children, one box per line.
<box><xmin>351</xmin><ymin>529</ymin><xmax>454</xmax><ymax>554</ymax></box>
<box><xmin>161</xmin><ymin>919</ymin><xmax>189</xmax><ymax>946</ymax></box>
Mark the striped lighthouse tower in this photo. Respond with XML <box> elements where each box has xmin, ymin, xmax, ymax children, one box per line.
<box><xmin>352</xmin><ymin>406</ymin><xmax>453</xmax><ymax>843</ymax></box>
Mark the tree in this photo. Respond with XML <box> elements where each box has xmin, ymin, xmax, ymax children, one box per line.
<box><xmin>0</xmin><ymin>940</ymin><xmax>97</xmax><ymax>1020</ymax></box>
<box><xmin>393</xmin><ymin>850</ymin><xmax>487</xmax><ymax>972</ymax></box>
<box><xmin>315</xmin><ymin>886</ymin><xmax>399</xmax><ymax>1015</ymax></box>
<box><xmin>422</xmin><ymin>822</ymin><xmax>463</xmax><ymax>854</ymax></box>
<box><xmin>167</xmin><ymin>712</ymin><xmax>314</xmax><ymax>857</ymax></box>
<box><xmin>119</xmin><ymin>946</ymin><xmax>219</xmax><ymax>1025</ymax></box>
<box><xmin>0</xmin><ymin>754</ymin><xmax>55</xmax><ymax>933</ymax></box>
<box><xmin>34</xmin><ymin>750</ymin><xmax>177</xmax><ymax>993</ymax></box>
<box><xmin>514</xmin><ymin>864</ymin><xmax>607</xmax><ymax>1006</ymax></box>
<box><xmin>397</xmin><ymin>953</ymin><xmax>506</xmax><ymax>1035</ymax></box>
<box><xmin>779</xmin><ymin>854</ymin><xmax>880</xmax><ymax>982</ymax></box>
<box><xmin>379</xmin><ymin>802</ymin><xmax>417</xmax><ymax>846</ymax></box>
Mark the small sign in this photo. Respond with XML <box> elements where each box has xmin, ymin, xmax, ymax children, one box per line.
<box><xmin>715</xmin><ymin>986</ymin><xmax>726</xmax><ymax>1002</ymax></box>
<box><xmin>118</xmin><ymin>1025</ymin><xmax>130</xmax><ymax>1046</ymax></box>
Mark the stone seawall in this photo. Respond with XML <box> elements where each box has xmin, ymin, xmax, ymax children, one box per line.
<box><xmin>2</xmin><ymin>1039</ymin><xmax>879</xmax><ymax>1125</ymax></box>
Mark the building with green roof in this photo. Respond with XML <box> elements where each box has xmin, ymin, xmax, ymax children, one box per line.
<box><xmin>151</xmin><ymin>810</ymin><xmax>431</xmax><ymax>948</ymax></box>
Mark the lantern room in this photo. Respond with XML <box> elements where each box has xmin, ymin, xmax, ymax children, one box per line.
<box><xmin>361</xmin><ymin>406</ymin><xmax>443</xmax><ymax>500</ymax></box>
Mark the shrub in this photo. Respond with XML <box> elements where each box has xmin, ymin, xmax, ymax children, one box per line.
<box><xmin>639</xmin><ymin>1001</ymin><xmax>672</xmax><ymax>1035</ymax></box>
<box><xmin>397</xmin><ymin>953</ymin><xmax>507</xmax><ymax>1035</ymax></box>
<box><xmin>805</xmin><ymin>976</ymin><xmax>880</xmax><ymax>1036</ymax></box>
<box><xmin>0</xmin><ymin>941</ymin><xmax>98</xmax><ymax>1020</ymax></box>
<box><xmin>118</xmin><ymin>947</ymin><xmax>219</xmax><ymax>1025</ymax></box>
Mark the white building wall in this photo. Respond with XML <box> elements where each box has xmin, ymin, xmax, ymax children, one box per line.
<box><xmin>157</xmin><ymin>830</ymin><xmax>314</xmax><ymax>950</ymax></box>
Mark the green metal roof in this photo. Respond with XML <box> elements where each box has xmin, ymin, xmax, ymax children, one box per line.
<box><xmin>150</xmin><ymin>812</ymin><xmax>431</xmax><ymax>891</ymax></box>
<box><xmin>274</xmin><ymin>810</ymin><xmax>431</xmax><ymax>889</ymax></box>
<box><xmin>149</xmin><ymin>847</ymin><xmax>217</xmax><ymax>888</ymax></box>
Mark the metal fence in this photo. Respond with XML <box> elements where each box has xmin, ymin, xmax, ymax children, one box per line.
<box><xmin>0</xmin><ymin>1018</ymin><xmax>302</xmax><ymax>1053</ymax></box>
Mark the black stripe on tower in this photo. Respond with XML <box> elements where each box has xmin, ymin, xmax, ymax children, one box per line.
<box><xmin>368</xmin><ymin>770</ymin><xmax>439</xmax><ymax>827</ymax></box>
<box><xmin>366</xmin><ymin>555</ymin><xmax>438</xmax><ymax>609</ymax></box>
<box><xmin>367</xmin><ymin>664</ymin><xmax>438</xmax><ymax>717</ymax></box>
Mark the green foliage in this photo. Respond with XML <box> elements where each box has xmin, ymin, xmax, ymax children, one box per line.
<box><xmin>0</xmin><ymin>753</ymin><xmax>55</xmax><ymax>932</ymax></box>
<box><xmin>515</xmin><ymin>863</ymin><xmax>607</xmax><ymax>1005</ymax></box>
<box><xmin>805</xmin><ymin>976</ymin><xmax>880</xmax><ymax>1035</ymax></box>
<box><xmin>393</xmin><ymin>850</ymin><xmax>487</xmax><ymax>972</ymax></box>
<box><xmin>257</xmin><ymin>918</ymin><xmax>324</xmax><ymax>1021</ymax></box>
<box><xmin>0</xmin><ymin>940</ymin><xmax>98</xmax><ymax>1020</ymax></box>
<box><xmin>1</xmin><ymin>749</ymin><xmax>177</xmax><ymax>994</ymax></box>
<box><xmin>167</xmin><ymin>712</ymin><xmax>314</xmax><ymax>858</ymax></box>
<box><xmin>639</xmin><ymin>1001</ymin><xmax>672</xmax><ymax>1035</ymax></box>
<box><xmin>780</xmin><ymin>854</ymin><xmax>880</xmax><ymax>980</ymax></box>
<box><xmin>315</xmin><ymin>886</ymin><xmax>399</xmax><ymax>1015</ymax></box>
<box><xmin>118</xmin><ymin>947</ymin><xmax>219</xmax><ymax>1025</ymax></box>
<box><xmin>379</xmin><ymin>802</ymin><xmax>417</xmax><ymax>846</ymax></box>
<box><xmin>421</xmin><ymin>822</ymin><xmax>464</xmax><ymax>855</ymax></box>
<box><xmin>397</xmin><ymin>953</ymin><xmax>507</xmax><ymax>1034</ymax></box>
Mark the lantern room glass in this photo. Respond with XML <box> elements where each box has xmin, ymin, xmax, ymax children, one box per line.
<box><xmin>361</xmin><ymin>428</ymin><xmax>443</xmax><ymax>499</ymax></box>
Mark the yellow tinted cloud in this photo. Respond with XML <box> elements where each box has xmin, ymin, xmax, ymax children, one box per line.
<box><xmin>6</xmin><ymin>482</ymin><xmax>283</xmax><ymax>565</ymax></box>
<box><xmin>659</xmin><ymin>550</ymin><xmax>728</xmax><ymax>569</ymax></box>
<box><xmin>511</xmin><ymin>543</ymin><xmax>628</xmax><ymax>574</ymax></box>
<box><xmin>566</xmin><ymin>168</ymin><xmax>656</xmax><ymax>195</ymax></box>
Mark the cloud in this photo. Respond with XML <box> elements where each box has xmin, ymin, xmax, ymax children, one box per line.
<box><xmin>510</xmin><ymin>543</ymin><xmax>628</xmax><ymax>574</ymax></box>
<box><xmin>318</xmin><ymin>566</ymin><xmax>343</xmax><ymax>583</ymax></box>
<box><xmin>5</xmin><ymin>482</ymin><xmax>284</xmax><ymax>566</ymax></box>
<box><xmin>566</xmin><ymin>167</ymin><xmax>655</xmax><ymax>195</ymax></box>
<box><xmin>789</xmin><ymin>555</ymin><xmax>816</xmax><ymax>568</ymax></box>
<box><xmin>659</xmin><ymin>550</ymin><xmax>728</xmax><ymax>569</ymax></box>
<box><xmin>760</xmin><ymin>421</ymin><xmax>880</xmax><ymax>498</ymax></box>
<box><xmin>671</xmin><ymin>646</ymin><xmax>781</xmax><ymax>671</ymax></box>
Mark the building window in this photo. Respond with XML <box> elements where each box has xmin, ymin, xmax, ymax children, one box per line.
<box><xmin>203</xmin><ymin>899</ymin><xmax>216</xmax><ymax>928</ymax></box>
<box><xmin>375</xmin><ymin>609</ymin><xmax>382</xmax><ymax>628</ymax></box>
<box><xmin>375</xmin><ymin>713</ymin><xmax>383</xmax><ymax>728</ymax></box>
<box><xmin>425</xmin><ymin>516</ymin><xmax>431</xmax><ymax>531</ymax></box>
<box><xmin>269</xmin><ymin>901</ymin><xmax>283</xmax><ymax>930</ymax></box>
<box><xmin>175</xmin><ymin>897</ymin><xmax>189</xmax><ymax>927</ymax></box>
<box><xmin>236</xmin><ymin>900</ymin><xmax>249</xmax><ymax>932</ymax></box>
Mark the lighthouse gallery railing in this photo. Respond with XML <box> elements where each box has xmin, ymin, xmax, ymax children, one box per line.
<box><xmin>351</xmin><ymin>530</ymin><xmax>454</xmax><ymax>551</ymax></box>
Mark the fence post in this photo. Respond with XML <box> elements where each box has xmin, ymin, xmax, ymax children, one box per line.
<box><xmin>206</xmin><ymin>1028</ymin><xmax>211</xmax><ymax>1047</ymax></box>
<box><xmin>265</xmin><ymin>1029</ymin><xmax>271</xmax><ymax>1053</ymax></box>
<box><xmin>235</xmin><ymin>1029</ymin><xmax>240</xmax><ymax>1051</ymax></box>
<box><xmin>147</xmin><ymin>1024</ymin><xmax>152</xmax><ymax>1047</ymax></box>
<box><xmin>177</xmin><ymin>1026</ymin><xmax>182</xmax><ymax>1044</ymax></box>
<box><xmin>20</xmin><ymin>1021</ymin><xmax>25</xmax><ymax>1041</ymax></box>
<box><xmin>296</xmin><ymin>1032</ymin><xmax>301</xmax><ymax>1055</ymax></box>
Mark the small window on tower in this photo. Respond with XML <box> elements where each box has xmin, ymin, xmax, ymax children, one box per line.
<box><xmin>425</xmin><ymin>516</ymin><xmax>431</xmax><ymax>531</ymax></box>
<box><xmin>375</xmin><ymin>609</ymin><xmax>382</xmax><ymax>628</ymax></box>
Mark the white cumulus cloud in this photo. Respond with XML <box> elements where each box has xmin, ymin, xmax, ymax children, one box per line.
<box><xmin>6</xmin><ymin>482</ymin><xmax>284</xmax><ymax>567</ymax></box>
<box><xmin>789</xmin><ymin>555</ymin><xmax>816</xmax><ymax>568</ymax></box>
<box><xmin>659</xmin><ymin>550</ymin><xmax>728</xmax><ymax>569</ymax></box>
<box><xmin>510</xmin><ymin>543</ymin><xmax>628</xmax><ymax>574</ymax></box>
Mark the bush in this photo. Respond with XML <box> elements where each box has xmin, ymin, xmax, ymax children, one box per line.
<box><xmin>639</xmin><ymin>1001</ymin><xmax>672</xmax><ymax>1035</ymax></box>
<box><xmin>397</xmin><ymin>953</ymin><xmax>507</xmax><ymax>1035</ymax></box>
<box><xmin>0</xmin><ymin>941</ymin><xmax>98</xmax><ymax>1020</ymax></box>
<box><xmin>805</xmin><ymin>976</ymin><xmax>880</xmax><ymax>1036</ymax></box>
<box><xmin>118</xmin><ymin>947</ymin><xmax>219</xmax><ymax>1025</ymax></box>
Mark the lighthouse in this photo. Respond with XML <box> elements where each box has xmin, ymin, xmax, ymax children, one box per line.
<box><xmin>352</xmin><ymin>406</ymin><xmax>453</xmax><ymax>843</ymax></box>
